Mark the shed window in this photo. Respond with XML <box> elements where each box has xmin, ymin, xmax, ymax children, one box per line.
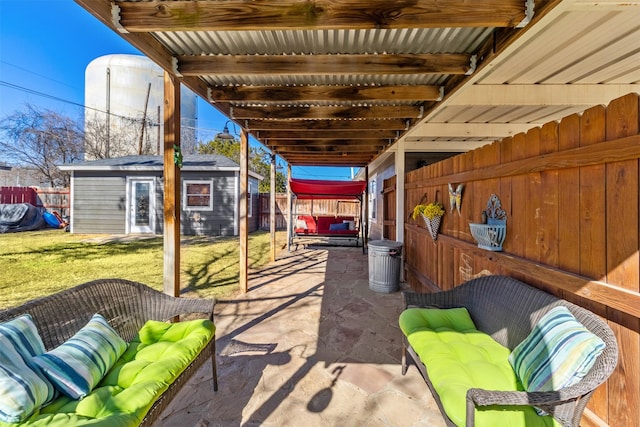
<box><xmin>184</xmin><ymin>180</ymin><xmax>213</xmax><ymax>210</ymax></box>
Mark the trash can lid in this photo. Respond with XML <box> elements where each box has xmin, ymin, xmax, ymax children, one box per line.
<box><xmin>368</xmin><ymin>240</ymin><xmax>403</xmax><ymax>249</ymax></box>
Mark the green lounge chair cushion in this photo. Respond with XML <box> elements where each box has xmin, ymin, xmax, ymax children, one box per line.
<box><xmin>3</xmin><ymin>318</ymin><xmax>214</xmax><ymax>427</ymax></box>
<box><xmin>400</xmin><ymin>307</ymin><xmax>559</xmax><ymax>427</ymax></box>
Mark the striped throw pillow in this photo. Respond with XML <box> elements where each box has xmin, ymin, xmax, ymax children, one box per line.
<box><xmin>0</xmin><ymin>317</ymin><xmax>54</xmax><ymax>423</ymax></box>
<box><xmin>33</xmin><ymin>314</ymin><xmax>128</xmax><ymax>399</ymax></box>
<box><xmin>0</xmin><ymin>314</ymin><xmax>47</xmax><ymax>359</ymax></box>
<box><xmin>508</xmin><ymin>305</ymin><xmax>605</xmax><ymax>392</ymax></box>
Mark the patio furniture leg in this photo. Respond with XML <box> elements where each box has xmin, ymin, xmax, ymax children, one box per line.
<box><xmin>401</xmin><ymin>340</ymin><xmax>408</xmax><ymax>375</ymax></box>
<box><xmin>212</xmin><ymin>340</ymin><xmax>218</xmax><ymax>392</ymax></box>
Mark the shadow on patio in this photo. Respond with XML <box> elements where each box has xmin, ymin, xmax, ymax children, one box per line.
<box><xmin>155</xmin><ymin>246</ymin><xmax>444</xmax><ymax>427</ymax></box>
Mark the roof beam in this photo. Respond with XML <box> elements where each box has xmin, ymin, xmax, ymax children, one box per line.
<box><xmin>406</xmin><ymin>123</ymin><xmax>537</xmax><ymax>139</ymax></box>
<box><xmin>245</xmin><ymin>119</ymin><xmax>408</xmax><ymax>131</ymax></box>
<box><xmin>178</xmin><ymin>54</ymin><xmax>472</xmax><ymax>76</ymax></box>
<box><xmin>273</xmin><ymin>146</ymin><xmax>382</xmax><ymax>153</ymax></box>
<box><xmin>114</xmin><ymin>0</ymin><xmax>527</xmax><ymax>32</ymax></box>
<box><xmin>265</xmin><ymin>139</ymin><xmax>389</xmax><ymax>147</ymax></box>
<box><xmin>208</xmin><ymin>84</ymin><xmax>442</xmax><ymax>103</ymax></box>
<box><xmin>256</xmin><ymin>130</ymin><xmax>397</xmax><ymax>140</ymax></box>
<box><xmin>233</xmin><ymin>105</ymin><xmax>422</xmax><ymax>120</ymax></box>
<box><xmin>449</xmin><ymin>84</ymin><xmax>640</xmax><ymax>106</ymax></box>
<box><xmin>281</xmin><ymin>155</ymin><xmax>373</xmax><ymax>165</ymax></box>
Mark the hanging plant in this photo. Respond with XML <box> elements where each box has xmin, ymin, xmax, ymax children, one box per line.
<box><xmin>412</xmin><ymin>194</ymin><xmax>445</xmax><ymax>241</ymax></box>
<box><xmin>412</xmin><ymin>202</ymin><xmax>445</xmax><ymax>221</ymax></box>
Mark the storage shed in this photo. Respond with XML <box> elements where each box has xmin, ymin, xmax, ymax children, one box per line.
<box><xmin>60</xmin><ymin>155</ymin><xmax>262</xmax><ymax>236</ymax></box>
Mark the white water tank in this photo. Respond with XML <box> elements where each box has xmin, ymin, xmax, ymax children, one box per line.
<box><xmin>85</xmin><ymin>54</ymin><xmax>197</xmax><ymax>159</ymax></box>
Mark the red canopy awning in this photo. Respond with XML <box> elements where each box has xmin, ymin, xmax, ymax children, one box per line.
<box><xmin>289</xmin><ymin>178</ymin><xmax>366</xmax><ymax>200</ymax></box>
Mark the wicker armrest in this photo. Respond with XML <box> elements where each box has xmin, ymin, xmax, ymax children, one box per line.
<box><xmin>466</xmin><ymin>387</ymin><xmax>575</xmax><ymax>407</ymax></box>
<box><xmin>465</xmin><ymin>387</ymin><xmax>579</xmax><ymax>427</ymax></box>
<box><xmin>402</xmin><ymin>290</ymin><xmax>464</xmax><ymax>309</ymax></box>
<box><xmin>140</xmin><ymin>292</ymin><xmax>215</xmax><ymax>322</ymax></box>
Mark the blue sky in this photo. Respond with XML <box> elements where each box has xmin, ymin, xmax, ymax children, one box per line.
<box><xmin>0</xmin><ymin>1</ymin><xmax>357</xmax><ymax>180</ymax></box>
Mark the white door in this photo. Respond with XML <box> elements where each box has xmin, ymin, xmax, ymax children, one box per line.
<box><xmin>129</xmin><ymin>179</ymin><xmax>155</xmax><ymax>234</ymax></box>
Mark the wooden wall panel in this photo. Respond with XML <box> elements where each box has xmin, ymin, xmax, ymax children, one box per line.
<box><xmin>402</xmin><ymin>93</ymin><xmax>640</xmax><ymax>426</ymax></box>
<box><xmin>524</xmin><ymin>127</ymin><xmax>542</xmax><ymax>264</ymax></box>
<box><xmin>508</xmin><ymin>133</ymin><xmax>527</xmax><ymax>257</ymax></box>
<box><xmin>579</xmin><ymin>105</ymin><xmax>611</xmax><ymax>421</ymax></box>
<box><xmin>604</xmin><ymin>94</ymin><xmax>640</xmax><ymax>427</ymax></box>
<box><xmin>539</xmin><ymin>122</ymin><xmax>559</xmax><ymax>268</ymax></box>
<box><xmin>557</xmin><ymin>115</ymin><xmax>580</xmax><ymax>276</ymax></box>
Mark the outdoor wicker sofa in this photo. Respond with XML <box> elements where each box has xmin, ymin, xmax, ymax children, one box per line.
<box><xmin>400</xmin><ymin>275</ymin><xmax>618</xmax><ymax>427</ymax></box>
<box><xmin>0</xmin><ymin>278</ymin><xmax>217</xmax><ymax>426</ymax></box>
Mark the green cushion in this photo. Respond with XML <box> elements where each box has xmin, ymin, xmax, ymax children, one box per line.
<box><xmin>4</xmin><ymin>318</ymin><xmax>215</xmax><ymax>427</ymax></box>
<box><xmin>400</xmin><ymin>308</ymin><xmax>560</xmax><ymax>427</ymax></box>
<box><xmin>509</xmin><ymin>306</ymin><xmax>605</xmax><ymax>392</ymax></box>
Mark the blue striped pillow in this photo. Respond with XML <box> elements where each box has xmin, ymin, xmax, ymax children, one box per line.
<box><xmin>508</xmin><ymin>306</ymin><xmax>605</xmax><ymax>392</ymax></box>
<box><xmin>0</xmin><ymin>317</ymin><xmax>55</xmax><ymax>423</ymax></box>
<box><xmin>33</xmin><ymin>314</ymin><xmax>128</xmax><ymax>399</ymax></box>
<box><xmin>0</xmin><ymin>314</ymin><xmax>47</xmax><ymax>359</ymax></box>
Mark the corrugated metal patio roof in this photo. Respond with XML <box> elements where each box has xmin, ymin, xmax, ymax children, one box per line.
<box><xmin>75</xmin><ymin>0</ymin><xmax>640</xmax><ymax>167</ymax></box>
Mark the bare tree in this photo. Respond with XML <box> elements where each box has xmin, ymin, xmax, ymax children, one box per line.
<box><xmin>84</xmin><ymin>112</ymin><xmax>197</xmax><ymax>159</ymax></box>
<box><xmin>84</xmin><ymin>114</ymin><xmax>142</xmax><ymax>160</ymax></box>
<box><xmin>0</xmin><ymin>104</ymin><xmax>84</xmax><ymax>187</ymax></box>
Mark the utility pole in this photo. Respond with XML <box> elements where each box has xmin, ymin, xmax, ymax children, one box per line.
<box><xmin>139</xmin><ymin>82</ymin><xmax>151</xmax><ymax>155</ymax></box>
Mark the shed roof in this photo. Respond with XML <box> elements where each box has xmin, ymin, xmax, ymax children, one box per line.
<box><xmin>60</xmin><ymin>155</ymin><xmax>264</xmax><ymax>180</ymax></box>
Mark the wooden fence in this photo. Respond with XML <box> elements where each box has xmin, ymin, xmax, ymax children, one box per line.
<box><xmin>403</xmin><ymin>93</ymin><xmax>640</xmax><ymax>427</ymax></box>
<box><xmin>0</xmin><ymin>186</ymin><xmax>70</xmax><ymax>218</ymax></box>
<box><xmin>259</xmin><ymin>193</ymin><xmax>361</xmax><ymax>230</ymax></box>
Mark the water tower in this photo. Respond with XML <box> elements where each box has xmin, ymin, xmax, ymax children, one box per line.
<box><xmin>85</xmin><ymin>54</ymin><xmax>197</xmax><ymax>159</ymax></box>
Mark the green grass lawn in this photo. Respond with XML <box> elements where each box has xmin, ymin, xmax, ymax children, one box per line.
<box><xmin>0</xmin><ymin>229</ymin><xmax>287</xmax><ymax>310</ymax></box>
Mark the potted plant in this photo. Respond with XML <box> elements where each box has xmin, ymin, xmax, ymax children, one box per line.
<box><xmin>412</xmin><ymin>200</ymin><xmax>445</xmax><ymax>241</ymax></box>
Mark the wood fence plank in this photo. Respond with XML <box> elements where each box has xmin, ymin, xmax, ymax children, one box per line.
<box><xmin>575</xmin><ymin>106</ymin><xmax>611</xmax><ymax>426</ymax></box>
<box><xmin>557</xmin><ymin>115</ymin><xmax>581</xmax><ymax>275</ymax></box>
<box><xmin>539</xmin><ymin>122</ymin><xmax>560</xmax><ymax>267</ymax></box>
<box><xmin>524</xmin><ymin>127</ymin><xmax>542</xmax><ymax>263</ymax></box>
<box><xmin>605</xmin><ymin>94</ymin><xmax>640</xmax><ymax>427</ymax></box>
<box><xmin>508</xmin><ymin>133</ymin><xmax>527</xmax><ymax>257</ymax></box>
<box><xmin>499</xmin><ymin>137</ymin><xmax>514</xmax><ymax>266</ymax></box>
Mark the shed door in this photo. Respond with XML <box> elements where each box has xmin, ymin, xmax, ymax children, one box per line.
<box><xmin>129</xmin><ymin>178</ymin><xmax>155</xmax><ymax>234</ymax></box>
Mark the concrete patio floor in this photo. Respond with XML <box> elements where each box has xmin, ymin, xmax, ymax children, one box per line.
<box><xmin>155</xmin><ymin>245</ymin><xmax>445</xmax><ymax>427</ymax></box>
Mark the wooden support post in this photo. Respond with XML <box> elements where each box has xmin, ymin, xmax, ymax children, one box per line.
<box><xmin>395</xmin><ymin>138</ymin><xmax>406</xmax><ymax>282</ymax></box>
<box><xmin>239</xmin><ymin>129</ymin><xmax>249</xmax><ymax>293</ymax></box>
<box><xmin>163</xmin><ymin>72</ymin><xmax>181</xmax><ymax>297</ymax></box>
<box><xmin>270</xmin><ymin>153</ymin><xmax>277</xmax><ymax>262</ymax></box>
<box><xmin>287</xmin><ymin>164</ymin><xmax>292</xmax><ymax>252</ymax></box>
<box><xmin>396</xmin><ymin>138</ymin><xmax>406</xmax><ymax>245</ymax></box>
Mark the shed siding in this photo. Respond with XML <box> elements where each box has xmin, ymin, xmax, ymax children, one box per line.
<box><xmin>72</xmin><ymin>174</ymin><xmax>126</xmax><ymax>234</ymax></box>
<box><xmin>70</xmin><ymin>169</ymin><xmax>258</xmax><ymax>236</ymax></box>
<box><xmin>180</xmin><ymin>171</ymin><xmax>243</xmax><ymax>236</ymax></box>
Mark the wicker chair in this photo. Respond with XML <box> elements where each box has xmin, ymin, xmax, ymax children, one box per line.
<box><xmin>401</xmin><ymin>275</ymin><xmax>618</xmax><ymax>427</ymax></box>
<box><xmin>0</xmin><ymin>278</ymin><xmax>218</xmax><ymax>426</ymax></box>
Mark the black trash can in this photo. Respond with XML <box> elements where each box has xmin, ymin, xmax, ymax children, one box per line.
<box><xmin>368</xmin><ymin>240</ymin><xmax>403</xmax><ymax>293</ymax></box>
